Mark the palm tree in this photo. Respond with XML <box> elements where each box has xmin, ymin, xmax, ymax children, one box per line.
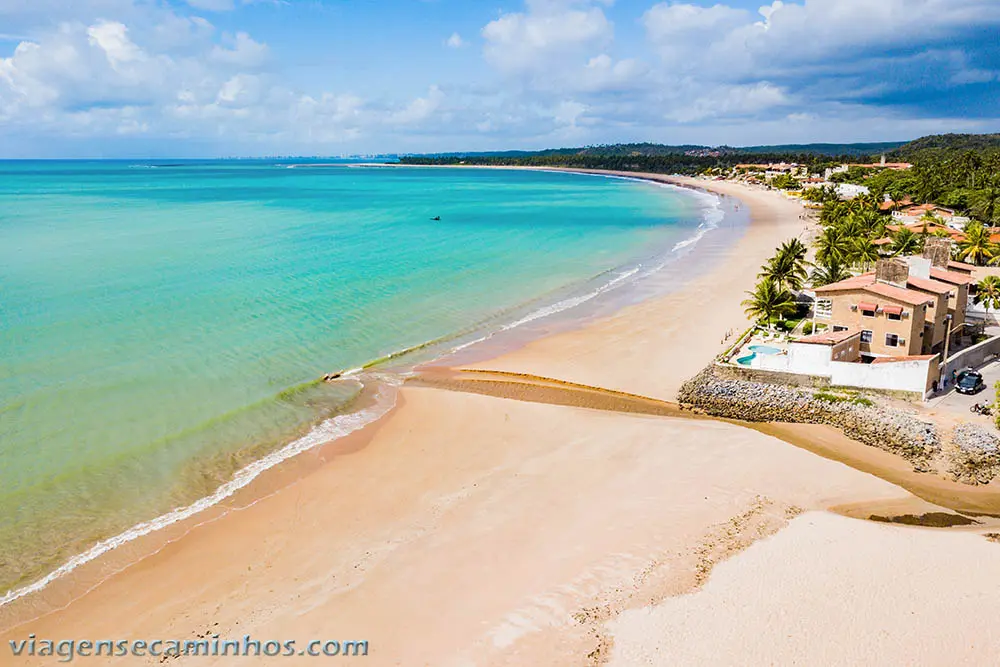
<box><xmin>778</xmin><ymin>237</ymin><xmax>808</xmax><ymax>264</ymax></box>
<box><xmin>815</xmin><ymin>226</ymin><xmax>851</xmax><ymax>266</ymax></box>
<box><xmin>917</xmin><ymin>213</ymin><xmax>939</xmax><ymax>237</ymax></box>
<box><xmin>759</xmin><ymin>250</ymin><xmax>808</xmax><ymax>293</ymax></box>
<box><xmin>974</xmin><ymin>275</ymin><xmax>1000</xmax><ymax>310</ymax></box>
<box><xmin>854</xmin><ymin>209</ymin><xmax>886</xmax><ymax>238</ymax></box>
<box><xmin>850</xmin><ymin>236</ymin><xmax>881</xmax><ymax>270</ymax></box>
<box><xmin>891</xmin><ymin>228</ymin><xmax>923</xmax><ymax>256</ymax></box>
<box><xmin>957</xmin><ymin>221</ymin><xmax>997</xmax><ymax>266</ymax></box>
<box><xmin>838</xmin><ymin>217</ymin><xmax>865</xmax><ymax>240</ymax></box>
<box><xmin>742</xmin><ymin>279</ymin><xmax>798</xmax><ymax>331</ymax></box>
<box><xmin>820</xmin><ymin>201</ymin><xmax>849</xmax><ymax>227</ymax></box>
<box><xmin>970</xmin><ymin>185</ymin><xmax>1000</xmax><ymax>226</ymax></box>
<box><xmin>809</xmin><ymin>259</ymin><xmax>852</xmax><ymax>287</ymax></box>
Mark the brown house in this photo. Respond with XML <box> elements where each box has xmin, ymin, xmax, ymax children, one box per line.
<box><xmin>814</xmin><ymin>261</ymin><xmax>936</xmax><ymax>359</ymax></box>
<box><xmin>920</xmin><ymin>238</ymin><xmax>973</xmax><ymax>340</ymax></box>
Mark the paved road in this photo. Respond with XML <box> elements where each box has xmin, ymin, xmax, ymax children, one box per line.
<box><xmin>928</xmin><ymin>359</ymin><xmax>1000</xmax><ymax>416</ymax></box>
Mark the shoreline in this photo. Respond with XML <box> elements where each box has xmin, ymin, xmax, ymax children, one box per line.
<box><xmin>6</xmin><ymin>171</ymin><xmax>1000</xmax><ymax>665</ymax></box>
<box><xmin>0</xmin><ymin>168</ymin><xmax>739</xmax><ymax>618</ymax></box>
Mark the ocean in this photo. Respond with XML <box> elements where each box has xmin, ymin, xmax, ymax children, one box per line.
<box><xmin>0</xmin><ymin>161</ymin><xmax>719</xmax><ymax>601</ymax></box>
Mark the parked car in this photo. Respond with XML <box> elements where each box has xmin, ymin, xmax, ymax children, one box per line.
<box><xmin>956</xmin><ymin>370</ymin><xmax>985</xmax><ymax>395</ymax></box>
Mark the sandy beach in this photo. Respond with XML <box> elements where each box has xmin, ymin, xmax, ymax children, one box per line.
<box><xmin>4</xmin><ymin>173</ymin><xmax>1000</xmax><ymax>666</ymax></box>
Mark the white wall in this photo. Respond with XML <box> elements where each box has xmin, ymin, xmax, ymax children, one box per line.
<box><xmin>830</xmin><ymin>358</ymin><xmax>934</xmax><ymax>395</ymax></box>
<box><xmin>754</xmin><ymin>343</ymin><xmax>838</xmax><ymax>375</ymax></box>
<box><xmin>749</xmin><ymin>343</ymin><xmax>934</xmax><ymax>396</ymax></box>
<box><xmin>942</xmin><ymin>335</ymin><xmax>1000</xmax><ymax>378</ymax></box>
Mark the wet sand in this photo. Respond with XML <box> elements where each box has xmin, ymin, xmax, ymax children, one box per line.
<box><xmin>5</xmin><ymin>175</ymin><xmax>1000</xmax><ymax>666</ymax></box>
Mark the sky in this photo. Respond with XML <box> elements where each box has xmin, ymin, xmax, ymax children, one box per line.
<box><xmin>1</xmin><ymin>0</ymin><xmax>999</xmax><ymax>157</ymax></box>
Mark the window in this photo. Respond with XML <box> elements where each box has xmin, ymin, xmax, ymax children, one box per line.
<box><xmin>833</xmin><ymin>325</ymin><xmax>849</xmax><ymax>332</ymax></box>
<box><xmin>887</xmin><ymin>312</ymin><xmax>902</xmax><ymax>321</ymax></box>
<box><xmin>886</xmin><ymin>333</ymin><xmax>900</xmax><ymax>347</ymax></box>
<box><xmin>815</xmin><ymin>298</ymin><xmax>833</xmax><ymax>319</ymax></box>
<box><xmin>861</xmin><ymin>308</ymin><xmax>876</xmax><ymax>318</ymax></box>
<box><xmin>861</xmin><ymin>330</ymin><xmax>873</xmax><ymax>343</ymax></box>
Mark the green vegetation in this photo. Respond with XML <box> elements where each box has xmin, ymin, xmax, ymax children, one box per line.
<box><xmin>891</xmin><ymin>133</ymin><xmax>1000</xmax><ymax>162</ymax></box>
<box><xmin>743</xmin><ymin>239</ymin><xmax>809</xmax><ymax>330</ymax></box>
<box><xmin>974</xmin><ymin>275</ymin><xmax>1000</xmax><ymax>310</ymax></box>
<box><xmin>742</xmin><ymin>279</ymin><xmax>797</xmax><ymax>331</ymax></box>
<box><xmin>956</xmin><ymin>222</ymin><xmax>998</xmax><ymax>265</ymax></box>
<box><xmin>994</xmin><ymin>380</ymin><xmax>1000</xmax><ymax>431</ymax></box>
<box><xmin>758</xmin><ymin>238</ymin><xmax>809</xmax><ymax>291</ymax></box>
<box><xmin>827</xmin><ymin>135</ymin><xmax>1000</xmax><ymax>228</ymax></box>
<box><xmin>809</xmin><ymin>258</ymin><xmax>851</xmax><ymax>287</ymax></box>
<box><xmin>400</xmin><ymin>141</ymin><xmax>904</xmax><ymax>176</ymax></box>
<box><xmin>769</xmin><ymin>173</ymin><xmax>801</xmax><ymax>190</ymax></box>
<box><xmin>814</xmin><ymin>390</ymin><xmax>875</xmax><ymax>407</ymax></box>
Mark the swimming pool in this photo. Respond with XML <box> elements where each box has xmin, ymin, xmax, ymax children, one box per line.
<box><xmin>736</xmin><ymin>345</ymin><xmax>782</xmax><ymax>366</ymax></box>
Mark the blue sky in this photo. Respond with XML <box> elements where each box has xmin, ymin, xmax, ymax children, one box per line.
<box><xmin>1</xmin><ymin>0</ymin><xmax>999</xmax><ymax>157</ymax></box>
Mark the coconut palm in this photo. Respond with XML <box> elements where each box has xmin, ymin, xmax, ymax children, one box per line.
<box><xmin>815</xmin><ymin>226</ymin><xmax>851</xmax><ymax>266</ymax></box>
<box><xmin>957</xmin><ymin>221</ymin><xmax>997</xmax><ymax>266</ymax></box>
<box><xmin>777</xmin><ymin>237</ymin><xmax>808</xmax><ymax>264</ymax></box>
<box><xmin>838</xmin><ymin>216</ymin><xmax>865</xmax><ymax>240</ymax></box>
<box><xmin>974</xmin><ymin>275</ymin><xmax>1000</xmax><ymax>310</ymax></box>
<box><xmin>819</xmin><ymin>201</ymin><xmax>850</xmax><ymax>227</ymax></box>
<box><xmin>809</xmin><ymin>259</ymin><xmax>852</xmax><ymax>287</ymax></box>
<box><xmin>854</xmin><ymin>209</ymin><xmax>886</xmax><ymax>238</ymax></box>
<box><xmin>742</xmin><ymin>279</ymin><xmax>798</xmax><ymax>331</ymax></box>
<box><xmin>759</xmin><ymin>250</ymin><xmax>808</xmax><ymax>293</ymax></box>
<box><xmin>890</xmin><ymin>228</ymin><xmax>923</xmax><ymax>256</ymax></box>
<box><xmin>850</xmin><ymin>236</ymin><xmax>881</xmax><ymax>270</ymax></box>
<box><xmin>970</xmin><ymin>185</ymin><xmax>1000</xmax><ymax>226</ymax></box>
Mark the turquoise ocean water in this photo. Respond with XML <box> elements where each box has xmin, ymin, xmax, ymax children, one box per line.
<box><xmin>0</xmin><ymin>161</ymin><xmax>712</xmax><ymax>600</ymax></box>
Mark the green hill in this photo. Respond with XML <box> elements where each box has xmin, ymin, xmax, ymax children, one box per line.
<box><xmin>890</xmin><ymin>133</ymin><xmax>1000</xmax><ymax>161</ymax></box>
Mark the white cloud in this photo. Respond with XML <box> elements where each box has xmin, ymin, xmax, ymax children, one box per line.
<box><xmin>389</xmin><ymin>85</ymin><xmax>444</xmax><ymax>125</ymax></box>
<box><xmin>668</xmin><ymin>82</ymin><xmax>791</xmax><ymax>123</ymax></box>
<box><xmin>3</xmin><ymin>0</ymin><xmax>1000</xmax><ymax>155</ymax></box>
<box><xmin>645</xmin><ymin>0</ymin><xmax>1000</xmax><ymax>81</ymax></box>
<box><xmin>210</xmin><ymin>31</ymin><xmax>267</xmax><ymax>67</ymax></box>
<box><xmin>580</xmin><ymin>54</ymin><xmax>645</xmax><ymax>92</ymax></box>
<box><xmin>87</xmin><ymin>21</ymin><xmax>143</xmax><ymax>69</ymax></box>
<box><xmin>482</xmin><ymin>0</ymin><xmax>611</xmax><ymax>75</ymax></box>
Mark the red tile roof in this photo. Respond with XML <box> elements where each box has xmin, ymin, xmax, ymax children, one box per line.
<box><xmin>929</xmin><ymin>267</ymin><xmax>973</xmax><ymax>286</ymax></box>
<box><xmin>906</xmin><ymin>275</ymin><xmax>953</xmax><ymax>295</ymax></box>
<box><xmin>880</xmin><ymin>197</ymin><xmax>913</xmax><ymax>211</ymax></box>
<box><xmin>813</xmin><ymin>274</ymin><xmax>875</xmax><ymax>292</ymax></box>
<box><xmin>814</xmin><ymin>274</ymin><xmax>935</xmax><ymax>307</ymax></box>
<box><xmin>865</xmin><ymin>281</ymin><xmax>936</xmax><ymax>306</ymax></box>
<box><xmin>871</xmin><ymin>355</ymin><xmax>938</xmax><ymax>364</ymax></box>
<box><xmin>794</xmin><ymin>329</ymin><xmax>860</xmax><ymax>346</ymax></box>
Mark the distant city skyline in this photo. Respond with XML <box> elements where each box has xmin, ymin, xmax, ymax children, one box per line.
<box><xmin>1</xmin><ymin>0</ymin><xmax>999</xmax><ymax>157</ymax></box>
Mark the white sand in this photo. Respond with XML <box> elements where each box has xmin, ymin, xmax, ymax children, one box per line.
<box><xmin>608</xmin><ymin>511</ymin><xmax>1000</xmax><ymax>666</ymax></box>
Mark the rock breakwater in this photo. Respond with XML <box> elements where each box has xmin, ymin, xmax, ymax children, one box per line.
<box><xmin>679</xmin><ymin>366</ymin><xmax>940</xmax><ymax>471</ymax></box>
<box><xmin>948</xmin><ymin>423</ymin><xmax>1000</xmax><ymax>485</ymax></box>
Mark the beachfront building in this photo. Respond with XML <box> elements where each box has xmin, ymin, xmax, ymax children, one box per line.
<box><xmin>813</xmin><ymin>251</ymin><xmax>972</xmax><ymax>361</ymax></box>
<box><xmin>748</xmin><ymin>327</ymin><xmax>940</xmax><ymax>398</ymax></box>
<box><xmin>892</xmin><ymin>204</ymin><xmax>971</xmax><ymax>230</ymax></box>
<box><xmin>813</xmin><ymin>264</ymin><xmax>933</xmax><ymax>359</ymax></box>
<box><xmin>835</xmin><ymin>183</ymin><xmax>870</xmax><ymax>200</ymax></box>
<box><xmin>920</xmin><ymin>238</ymin><xmax>974</xmax><ymax>339</ymax></box>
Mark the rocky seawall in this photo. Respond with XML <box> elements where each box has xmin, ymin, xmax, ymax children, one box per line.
<box><xmin>679</xmin><ymin>366</ymin><xmax>940</xmax><ymax>472</ymax></box>
<box><xmin>949</xmin><ymin>423</ymin><xmax>1000</xmax><ymax>485</ymax></box>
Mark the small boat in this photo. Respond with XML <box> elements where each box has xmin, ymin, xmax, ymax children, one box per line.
<box><xmin>431</xmin><ymin>216</ymin><xmax>441</xmax><ymax>221</ymax></box>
